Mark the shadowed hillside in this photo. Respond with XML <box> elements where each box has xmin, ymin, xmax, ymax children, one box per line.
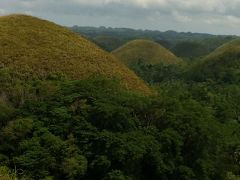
<box><xmin>0</xmin><ymin>15</ymin><xmax>151</xmax><ymax>94</ymax></box>
<box><xmin>112</xmin><ymin>39</ymin><xmax>181</xmax><ymax>66</ymax></box>
<box><xmin>93</xmin><ymin>35</ymin><xmax>124</xmax><ymax>51</ymax></box>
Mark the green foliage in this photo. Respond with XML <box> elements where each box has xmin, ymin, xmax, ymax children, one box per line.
<box><xmin>0</xmin><ymin>102</ymin><xmax>15</xmax><ymax>127</ymax></box>
<box><xmin>62</xmin><ymin>155</ymin><xmax>88</xmax><ymax>179</ymax></box>
<box><xmin>93</xmin><ymin>35</ymin><xmax>124</xmax><ymax>51</ymax></box>
<box><xmin>131</xmin><ymin>62</ymin><xmax>185</xmax><ymax>84</ymax></box>
<box><xmin>103</xmin><ymin>170</ymin><xmax>132</xmax><ymax>180</ymax></box>
<box><xmin>172</xmin><ymin>41</ymin><xmax>207</xmax><ymax>58</ymax></box>
<box><xmin>0</xmin><ymin>74</ymin><xmax>238</xmax><ymax>179</ymax></box>
<box><xmin>226</xmin><ymin>172</ymin><xmax>240</xmax><ymax>180</ymax></box>
<box><xmin>0</xmin><ymin>166</ymin><xmax>17</xmax><ymax>180</ymax></box>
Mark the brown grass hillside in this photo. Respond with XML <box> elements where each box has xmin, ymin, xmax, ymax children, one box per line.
<box><xmin>0</xmin><ymin>15</ymin><xmax>151</xmax><ymax>94</ymax></box>
<box><xmin>112</xmin><ymin>39</ymin><xmax>181</xmax><ymax>66</ymax></box>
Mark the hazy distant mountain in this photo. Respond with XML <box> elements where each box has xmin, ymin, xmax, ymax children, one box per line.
<box><xmin>71</xmin><ymin>26</ymin><xmax>237</xmax><ymax>58</ymax></box>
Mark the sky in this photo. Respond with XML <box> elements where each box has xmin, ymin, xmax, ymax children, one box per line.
<box><xmin>1</xmin><ymin>0</ymin><xmax>240</xmax><ymax>35</ymax></box>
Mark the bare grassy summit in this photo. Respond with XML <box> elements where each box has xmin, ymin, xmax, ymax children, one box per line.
<box><xmin>0</xmin><ymin>14</ymin><xmax>151</xmax><ymax>94</ymax></box>
<box><xmin>112</xmin><ymin>39</ymin><xmax>181</xmax><ymax>66</ymax></box>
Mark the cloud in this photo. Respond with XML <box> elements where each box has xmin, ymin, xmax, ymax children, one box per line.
<box><xmin>204</xmin><ymin>15</ymin><xmax>240</xmax><ymax>27</ymax></box>
<box><xmin>70</xmin><ymin>0</ymin><xmax>167</xmax><ymax>8</ymax></box>
<box><xmin>67</xmin><ymin>0</ymin><xmax>240</xmax><ymax>14</ymax></box>
<box><xmin>2</xmin><ymin>0</ymin><xmax>240</xmax><ymax>15</ymax></box>
<box><xmin>0</xmin><ymin>9</ymin><xmax>7</xmax><ymax>15</ymax></box>
<box><xmin>1</xmin><ymin>0</ymin><xmax>240</xmax><ymax>35</ymax></box>
<box><xmin>172</xmin><ymin>11</ymin><xmax>192</xmax><ymax>23</ymax></box>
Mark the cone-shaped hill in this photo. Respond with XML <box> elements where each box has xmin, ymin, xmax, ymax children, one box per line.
<box><xmin>205</xmin><ymin>38</ymin><xmax>240</xmax><ymax>60</ymax></box>
<box><xmin>0</xmin><ymin>15</ymin><xmax>151</xmax><ymax>94</ymax></box>
<box><xmin>190</xmin><ymin>39</ymin><xmax>240</xmax><ymax>82</ymax></box>
<box><xmin>112</xmin><ymin>39</ymin><xmax>181</xmax><ymax>66</ymax></box>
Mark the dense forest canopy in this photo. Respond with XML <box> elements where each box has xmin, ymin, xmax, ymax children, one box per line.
<box><xmin>1</xmin><ymin>60</ymin><xmax>240</xmax><ymax>179</ymax></box>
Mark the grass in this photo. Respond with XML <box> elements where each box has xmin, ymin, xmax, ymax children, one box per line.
<box><xmin>189</xmin><ymin>38</ymin><xmax>240</xmax><ymax>82</ymax></box>
<box><xmin>0</xmin><ymin>14</ymin><xmax>151</xmax><ymax>95</ymax></box>
<box><xmin>204</xmin><ymin>38</ymin><xmax>240</xmax><ymax>61</ymax></box>
<box><xmin>0</xmin><ymin>166</ymin><xmax>17</xmax><ymax>180</ymax></box>
<box><xmin>112</xmin><ymin>39</ymin><xmax>181</xmax><ymax>66</ymax></box>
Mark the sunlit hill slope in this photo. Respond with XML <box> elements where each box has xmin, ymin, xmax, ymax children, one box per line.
<box><xmin>0</xmin><ymin>15</ymin><xmax>151</xmax><ymax>94</ymax></box>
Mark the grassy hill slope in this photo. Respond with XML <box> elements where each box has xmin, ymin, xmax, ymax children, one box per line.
<box><xmin>0</xmin><ymin>15</ymin><xmax>151</xmax><ymax>94</ymax></box>
<box><xmin>189</xmin><ymin>39</ymin><xmax>240</xmax><ymax>82</ymax></box>
<box><xmin>112</xmin><ymin>39</ymin><xmax>180</xmax><ymax>66</ymax></box>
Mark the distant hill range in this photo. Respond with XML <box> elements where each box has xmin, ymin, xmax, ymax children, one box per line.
<box><xmin>70</xmin><ymin>26</ymin><xmax>237</xmax><ymax>59</ymax></box>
